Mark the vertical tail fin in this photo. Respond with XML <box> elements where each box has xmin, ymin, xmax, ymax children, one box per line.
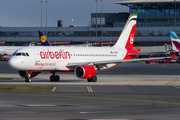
<box><xmin>113</xmin><ymin>13</ymin><xmax>137</xmax><ymax>49</ymax></box>
<box><xmin>170</xmin><ymin>31</ymin><xmax>180</xmax><ymax>51</ymax></box>
<box><xmin>38</xmin><ymin>31</ymin><xmax>52</xmax><ymax>46</ymax></box>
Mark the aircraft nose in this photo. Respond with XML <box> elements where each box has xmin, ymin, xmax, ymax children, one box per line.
<box><xmin>8</xmin><ymin>58</ymin><xmax>21</xmax><ymax>70</ymax></box>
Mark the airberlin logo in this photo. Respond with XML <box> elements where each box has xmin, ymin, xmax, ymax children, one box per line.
<box><xmin>40</xmin><ymin>49</ymin><xmax>71</xmax><ymax>59</ymax></box>
<box><xmin>40</xmin><ymin>35</ymin><xmax>47</xmax><ymax>43</ymax></box>
<box><xmin>130</xmin><ymin>34</ymin><xmax>134</xmax><ymax>44</ymax></box>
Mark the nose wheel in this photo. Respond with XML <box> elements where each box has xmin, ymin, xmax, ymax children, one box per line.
<box><xmin>50</xmin><ymin>72</ymin><xmax>60</xmax><ymax>82</ymax></box>
<box><xmin>25</xmin><ymin>71</ymin><xmax>31</xmax><ymax>83</ymax></box>
<box><xmin>25</xmin><ymin>78</ymin><xmax>31</xmax><ymax>83</ymax></box>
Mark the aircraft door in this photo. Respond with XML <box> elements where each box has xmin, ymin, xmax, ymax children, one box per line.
<box><xmin>34</xmin><ymin>50</ymin><xmax>40</xmax><ymax>62</ymax></box>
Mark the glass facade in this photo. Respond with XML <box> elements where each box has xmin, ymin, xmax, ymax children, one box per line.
<box><xmin>0</xmin><ymin>31</ymin><xmax>121</xmax><ymax>37</ymax></box>
<box><xmin>127</xmin><ymin>3</ymin><xmax>180</xmax><ymax>27</ymax></box>
<box><xmin>1</xmin><ymin>29</ymin><xmax>180</xmax><ymax>38</ymax></box>
<box><xmin>130</xmin><ymin>3</ymin><xmax>180</xmax><ymax>17</ymax></box>
<box><xmin>91</xmin><ymin>18</ymin><xmax>105</xmax><ymax>26</ymax></box>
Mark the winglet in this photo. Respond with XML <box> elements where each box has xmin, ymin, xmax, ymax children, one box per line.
<box><xmin>38</xmin><ymin>31</ymin><xmax>52</xmax><ymax>46</ymax></box>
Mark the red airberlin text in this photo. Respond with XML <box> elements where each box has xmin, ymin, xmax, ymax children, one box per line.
<box><xmin>40</xmin><ymin>49</ymin><xmax>71</xmax><ymax>59</ymax></box>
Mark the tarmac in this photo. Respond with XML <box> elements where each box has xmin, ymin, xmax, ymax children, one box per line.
<box><xmin>1</xmin><ymin>62</ymin><xmax>180</xmax><ymax>120</ymax></box>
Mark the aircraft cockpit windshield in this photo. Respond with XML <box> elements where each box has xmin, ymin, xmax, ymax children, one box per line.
<box><xmin>13</xmin><ymin>52</ymin><xmax>29</xmax><ymax>57</ymax></box>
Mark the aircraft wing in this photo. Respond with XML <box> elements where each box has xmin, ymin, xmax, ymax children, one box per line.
<box><xmin>128</xmin><ymin>51</ymin><xmax>167</xmax><ymax>56</ymax></box>
<box><xmin>66</xmin><ymin>57</ymin><xmax>165</xmax><ymax>68</ymax></box>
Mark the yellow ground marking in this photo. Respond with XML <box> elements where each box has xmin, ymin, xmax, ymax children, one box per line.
<box><xmin>87</xmin><ymin>86</ymin><xmax>93</xmax><ymax>92</ymax></box>
<box><xmin>166</xmin><ymin>79</ymin><xmax>180</xmax><ymax>89</ymax></box>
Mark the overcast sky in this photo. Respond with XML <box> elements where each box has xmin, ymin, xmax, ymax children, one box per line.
<box><xmin>0</xmin><ymin>0</ymin><xmax>128</xmax><ymax>27</ymax></box>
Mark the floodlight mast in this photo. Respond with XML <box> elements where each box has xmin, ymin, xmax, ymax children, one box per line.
<box><xmin>95</xmin><ymin>0</ymin><xmax>99</xmax><ymax>43</ymax></box>
<box><xmin>46</xmin><ymin>1</ymin><xmax>49</xmax><ymax>37</ymax></box>
<box><xmin>175</xmin><ymin>0</ymin><xmax>176</xmax><ymax>33</ymax></box>
<box><xmin>41</xmin><ymin>1</ymin><xmax>44</xmax><ymax>31</ymax></box>
<box><xmin>101</xmin><ymin>0</ymin><xmax>104</xmax><ymax>46</ymax></box>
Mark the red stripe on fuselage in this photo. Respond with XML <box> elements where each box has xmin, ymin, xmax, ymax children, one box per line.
<box><xmin>18</xmin><ymin>70</ymin><xmax>74</xmax><ymax>72</ymax></box>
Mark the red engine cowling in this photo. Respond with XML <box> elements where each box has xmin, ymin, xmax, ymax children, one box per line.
<box><xmin>19</xmin><ymin>71</ymin><xmax>41</xmax><ymax>78</ymax></box>
<box><xmin>74</xmin><ymin>65</ymin><xmax>96</xmax><ymax>79</ymax></box>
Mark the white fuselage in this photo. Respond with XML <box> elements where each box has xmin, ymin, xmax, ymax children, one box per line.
<box><xmin>8</xmin><ymin>46</ymin><xmax>127</xmax><ymax>72</ymax></box>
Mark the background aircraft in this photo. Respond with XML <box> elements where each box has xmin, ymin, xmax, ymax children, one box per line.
<box><xmin>0</xmin><ymin>31</ymin><xmax>51</xmax><ymax>56</ymax></box>
<box><xmin>169</xmin><ymin>31</ymin><xmax>180</xmax><ymax>56</ymax></box>
<box><xmin>8</xmin><ymin>13</ymin><xmax>164</xmax><ymax>83</ymax></box>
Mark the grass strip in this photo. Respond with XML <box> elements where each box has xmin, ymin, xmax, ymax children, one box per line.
<box><xmin>0</xmin><ymin>78</ymin><xmax>14</xmax><ymax>80</ymax></box>
<box><xmin>0</xmin><ymin>85</ymin><xmax>53</xmax><ymax>91</ymax></box>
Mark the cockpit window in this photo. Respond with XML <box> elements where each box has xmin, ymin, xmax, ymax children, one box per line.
<box><xmin>22</xmin><ymin>53</ymin><xmax>26</xmax><ymax>56</ymax></box>
<box><xmin>16</xmin><ymin>53</ymin><xmax>22</xmax><ymax>56</ymax></box>
<box><xmin>26</xmin><ymin>53</ymin><xmax>29</xmax><ymax>56</ymax></box>
<box><xmin>13</xmin><ymin>50</ymin><xmax>18</xmax><ymax>56</ymax></box>
<box><xmin>14</xmin><ymin>52</ymin><xmax>29</xmax><ymax>57</ymax></box>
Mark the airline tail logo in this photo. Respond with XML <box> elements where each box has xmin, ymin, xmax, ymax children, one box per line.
<box><xmin>125</xmin><ymin>24</ymin><xmax>136</xmax><ymax>49</ymax></box>
<box><xmin>130</xmin><ymin>34</ymin><xmax>134</xmax><ymax>44</ymax></box>
<box><xmin>38</xmin><ymin>31</ymin><xmax>52</xmax><ymax>46</ymax></box>
<box><xmin>41</xmin><ymin>35</ymin><xmax>47</xmax><ymax>43</ymax></box>
<box><xmin>170</xmin><ymin>31</ymin><xmax>180</xmax><ymax>51</ymax></box>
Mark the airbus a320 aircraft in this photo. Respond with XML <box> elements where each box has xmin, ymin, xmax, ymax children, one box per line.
<box><xmin>169</xmin><ymin>31</ymin><xmax>180</xmax><ymax>56</ymax></box>
<box><xmin>8</xmin><ymin>13</ymin><xmax>163</xmax><ymax>83</ymax></box>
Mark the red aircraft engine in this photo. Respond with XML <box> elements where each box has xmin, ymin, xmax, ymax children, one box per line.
<box><xmin>75</xmin><ymin>65</ymin><xmax>96</xmax><ymax>79</ymax></box>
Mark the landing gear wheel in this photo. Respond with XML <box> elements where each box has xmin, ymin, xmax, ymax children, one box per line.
<box><xmin>87</xmin><ymin>76</ymin><xmax>97</xmax><ymax>82</ymax></box>
<box><xmin>50</xmin><ymin>75</ymin><xmax>60</xmax><ymax>82</ymax></box>
<box><xmin>91</xmin><ymin>76</ymin><xmax>97</xmax><ymax>82</ymax></box>
<box><xmin>87</xmin><ymin>78</ymin><xmax>91</xmax><ymax>82</ymax></box>
<box><xmin>50</xmin><ymin>75</ymin><xmax>55</xmax><ymax>82</ymax></box>
<box><xmin>54</xmin><ymin>75</ymin><xmax>60</xmax><ymax>82</ymax></box>
<box><xmin>25</xmin><ymin>78</ymin><xmax>31</xmax><ymax>83</ymax></box>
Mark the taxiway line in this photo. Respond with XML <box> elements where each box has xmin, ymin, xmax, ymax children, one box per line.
<box><xmin>87</xmin><ymin>86</ymin><xmax>93</xmax><ymax>92</ymax></box>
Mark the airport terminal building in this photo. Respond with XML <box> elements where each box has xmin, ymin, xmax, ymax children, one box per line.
<box><xmin>0</xmin><ymin>0</ymin><xmax>180</xmax><ymax>46</ymax></box>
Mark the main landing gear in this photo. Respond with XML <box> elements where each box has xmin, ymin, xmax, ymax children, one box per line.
<box><xmin>50</xmin><ymin>72</ymin><xmax>60</xmax><ymax>82</ymax></box>
<box><xmin>87</xmin><ymin>76</ymin><xmax>97</xmax><ymax>82</ymax></box>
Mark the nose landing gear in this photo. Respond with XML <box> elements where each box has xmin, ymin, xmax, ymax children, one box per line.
<box><xmin>25</xmin><ymin>71</ymin><xmax>31</xmax><ymax>83</ymax></box>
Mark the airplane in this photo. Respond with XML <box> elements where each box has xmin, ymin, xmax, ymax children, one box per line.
<box><xmin>8</xmin><ymin>13</ymin><xmax>164</xmax><ymax>83</ymax></box>
<box><xmin>0</xmin><ymin>31</ymin><xmax>51</xmax><ymax>56</ymax></box>
<box><xmin>169</xmin><ymin>31</ymin><xmax>180</xmax><ymax>56</ymax></box>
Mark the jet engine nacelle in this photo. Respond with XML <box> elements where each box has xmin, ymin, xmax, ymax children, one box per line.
<box><xmin>19</xmin><ymin>71</ymin><xmax>41</xmax><ymax>78</ymax></box>
<box><xmin>74</xmin><ymin>65</ymin><xmax>96</xmax><ymax>79</ymax></box>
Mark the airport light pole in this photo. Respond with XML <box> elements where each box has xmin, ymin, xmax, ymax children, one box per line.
<box><xmin>95</xmin><ymin>0</ymin><xmax>98</xmax><ymax>43</ymax></box>
<box><xmin>46</xmin><ymin>1</ymin><xmax>49</xmax><ymax>37</ymax></box>
<box><xmin>174</xmin><ymin>0</ymin><xmax>176</xmax><ymax>33</ymax></box>
<box><xmin>101</xmin><ymin>0</ymin><xmax>104</xmax><ymax>46</ymax></box>
<box><xmin>41</xmin><ymin>1</ymin><xmax>44</xmax><ymax>31</ymax></box>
